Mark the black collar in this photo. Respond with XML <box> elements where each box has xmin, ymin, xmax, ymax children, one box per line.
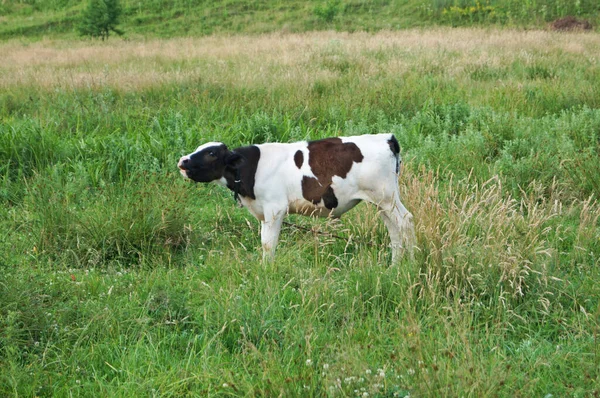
<box><xmin>233</xmin><ymin>167</ymin><xmax>241</xmax><ymax>204</ymax></box>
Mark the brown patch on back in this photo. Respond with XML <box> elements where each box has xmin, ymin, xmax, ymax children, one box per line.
<box><xmin>294</xmin><ymin>150</ymin><xmax>303</xmax><ymax>169</ymax></box>
<box><xmin>308</xmin><ymin>138</ymin><xmax>364</xmax><ymax>181</ymax></box>
<box><xmin>301</xmin><ymin>138</ymin><xmax>363</xmax><ymax>209</ymax></box>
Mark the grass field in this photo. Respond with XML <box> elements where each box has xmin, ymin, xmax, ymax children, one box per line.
<box><xmin>1</xmin><ymin>28</ymin><xmax>600</xmax><ymax>396</ymax></box>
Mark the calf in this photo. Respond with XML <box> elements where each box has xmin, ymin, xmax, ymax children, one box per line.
<box><xmin>178</xmin><ymin>134</ymin><xmax>415</xmax><ymax>262</ymax></box>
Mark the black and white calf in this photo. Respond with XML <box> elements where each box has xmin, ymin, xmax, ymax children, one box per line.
<box><xmin>178</xmin><ymin>134</ymin><xmax>415</xmax><ymax>261</ymax></box>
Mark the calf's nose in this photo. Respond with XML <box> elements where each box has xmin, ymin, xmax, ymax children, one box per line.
<box><xmin>178</xmin><ymin>157</ymin><xmax>189</xmax><ymax>170</ymax></box>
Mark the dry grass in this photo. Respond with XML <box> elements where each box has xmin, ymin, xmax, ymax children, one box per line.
<box><xmin>2</xmin><ymin>28</ymin><xmax>599</xmax><ymax>92</ymax></box>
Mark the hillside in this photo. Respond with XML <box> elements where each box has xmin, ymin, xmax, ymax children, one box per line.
<box><xmin>1</xmin><ymin>0</ymin><xmax>598</xmax><ymax>40</ymax></box>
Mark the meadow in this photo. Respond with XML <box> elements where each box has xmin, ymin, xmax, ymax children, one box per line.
<box><xmin>1</xmin><ymin>28</ymin><xmax>600</xmax><ymax>396</ymax></box>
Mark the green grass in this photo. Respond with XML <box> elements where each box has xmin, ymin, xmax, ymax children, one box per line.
<box><xmin>0</xmin><ymin>0</ymin><xmax>598</xmax><ymax>41</ymax></box>
<box><xmin>1</xmin><ymin>29</ymin><xmax>600</xmax><ymax>396</ymax></box>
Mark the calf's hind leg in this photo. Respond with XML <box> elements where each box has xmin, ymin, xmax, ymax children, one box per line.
<box><xmin>377</xmin><ymin>196</ymin><xmax>415</xmax><ymax>263</ymax></box>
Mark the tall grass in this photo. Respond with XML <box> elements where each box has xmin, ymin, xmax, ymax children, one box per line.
<box><xmin>1</xmin><ymin>29</ymin><xmax>600</xmax><ymax>396</ymax></box>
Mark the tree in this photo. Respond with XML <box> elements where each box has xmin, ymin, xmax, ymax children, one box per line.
<box><xmin>79</xmin><ymin>0</ymin><xmax>123</xmax><ymax>40</ymax></box>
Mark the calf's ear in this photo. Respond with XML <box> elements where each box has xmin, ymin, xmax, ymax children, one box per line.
<box><xmin>225</xmin><ymin>152</ymin><xmax>245</xmax><ymax>168</ymax></box>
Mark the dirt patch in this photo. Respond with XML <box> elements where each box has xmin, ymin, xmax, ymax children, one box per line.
<box><xmin>550</xmin><ymin>16</ymin><xmax>592</xmax><ymax>31</ymax></box>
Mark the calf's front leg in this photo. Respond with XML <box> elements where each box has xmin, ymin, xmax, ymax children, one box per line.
<box><xmin>260</xmin><ymin>209</ymin><xmax>285</xmax><ymax>261</ymax></box>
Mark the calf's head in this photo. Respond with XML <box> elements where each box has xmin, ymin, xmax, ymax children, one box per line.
<box><xmin>178</xmin><ymin>142</ymin><xmax>242</xmax><ymax>183</ymax></box>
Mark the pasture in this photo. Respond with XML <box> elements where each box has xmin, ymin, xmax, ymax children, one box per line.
<box><xmin>1</xmin><ymin>28</ymin><xmax>600</xmax><ymax>396</ymax></box>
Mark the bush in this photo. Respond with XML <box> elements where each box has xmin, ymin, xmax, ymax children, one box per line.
<box><xmin>78</xmin><ymin>0</ymin><xmax>123</xmax><ymax>40</ymax></box>
<box><xmin>314</xmin><ymin>0</ymin><xmax>341</xmax><ymax>23</ymax></box>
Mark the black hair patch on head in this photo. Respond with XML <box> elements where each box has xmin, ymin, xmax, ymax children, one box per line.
<box><xmin>184</xmin><ymin>144</ymin><xmax>229</xmax><ymax>183</ymax></box>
